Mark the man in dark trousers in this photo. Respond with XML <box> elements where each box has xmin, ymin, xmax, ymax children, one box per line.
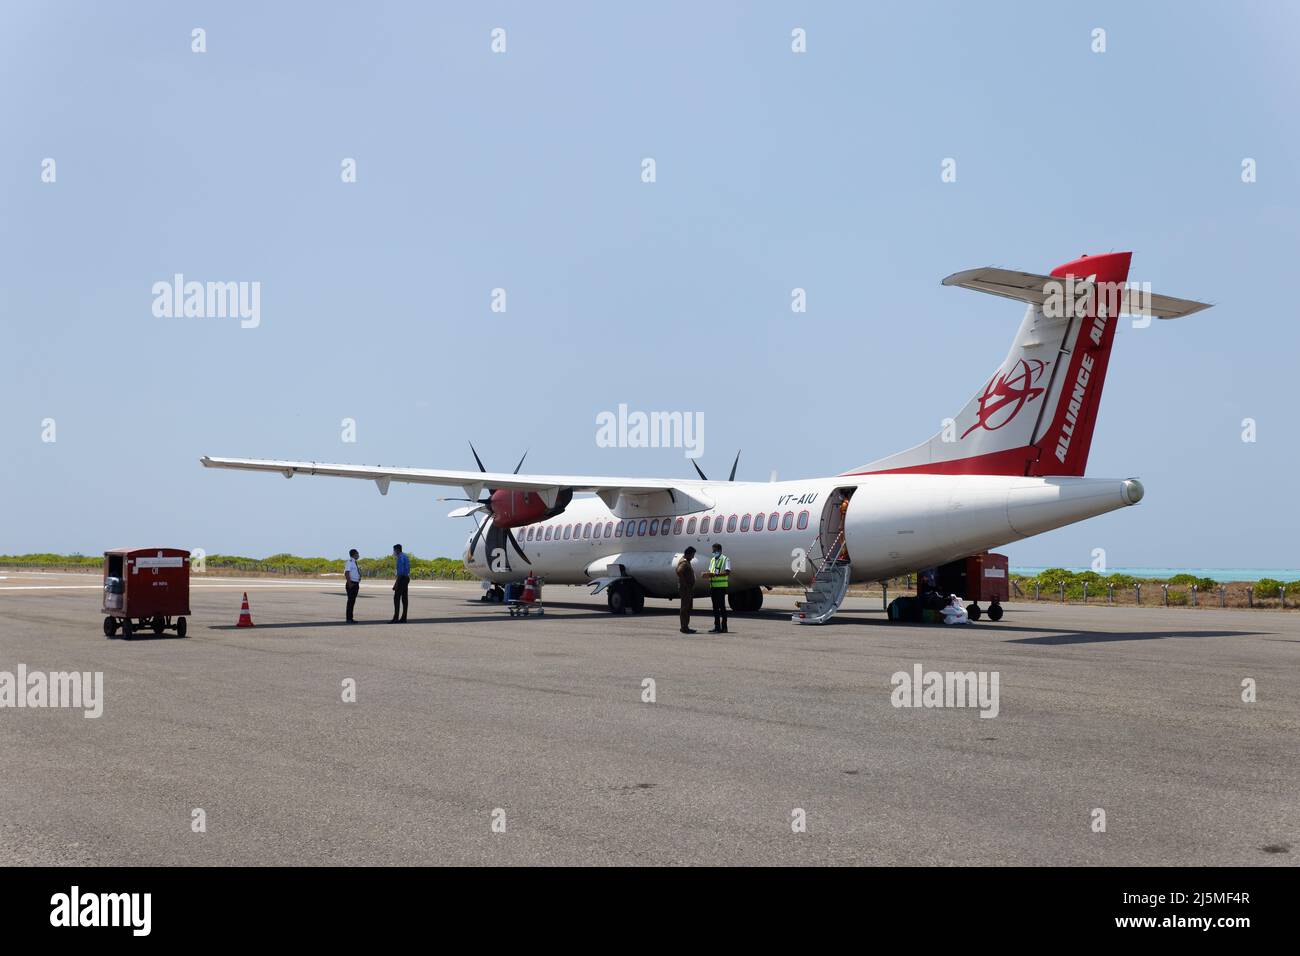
<box><xmin>391</xmin><ymin>544</ymin><xmax>410</xmax><ymax>623</ymax></box>
<box><xmin>705</xmin><ymin>542</ymin><xmax>731</xmax><ymax>633</ymax></box>
<box><xmin>675</xmin><ymin>546</ymin><xmax>697</xmax><ymax>634</ymax></box>
<box><xmin>344</xmin><ymin>549</ymin><xmax>361</xmax><ymax>623</ymax></box>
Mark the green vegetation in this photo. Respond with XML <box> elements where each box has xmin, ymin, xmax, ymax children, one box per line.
<box><xmin>1253</xmin><ymin>578</ymin><xmax>1294</xmax><ymax>599</ymax></box>
<box><xmin>0</xmin><ymin>552</ymin><xmax>474</xmax><ymax>580</ymax></box>
<box><xmin>1010</xmin><ymin>568</ymin><xmax>1223</xmax><ymax>601</ymax></box>
<box><xmin>1004</xmin><ymin>568</ymin><xmax>1300</xmax><ymax>605</ymax></box>
<box><xmin>0</xmin><ymin>553</ymin><xmax>100</xmax><ymax>568</ymax></box>
<box><xmin>1166</xmin><ymin>573</ymin><xmax>1219</xmax><ymax>592</ymax></box>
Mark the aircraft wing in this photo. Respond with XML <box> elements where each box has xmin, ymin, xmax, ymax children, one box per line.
<box><xmin>199</xmin><ymin>456</ymin><xmax>710</xmax><ymax>507</ymax></box>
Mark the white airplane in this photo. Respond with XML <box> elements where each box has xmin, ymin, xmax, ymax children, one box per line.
<box><xmin>202</xmin><ymin>252</ymin><xmax>1209</xmax><ymax>624</ymax></box>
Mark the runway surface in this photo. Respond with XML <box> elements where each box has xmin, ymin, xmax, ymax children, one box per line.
<box><xmin>2</xmin><ymin>571</ymin><xmax>1297</xmax><ymax>866</ymax></box>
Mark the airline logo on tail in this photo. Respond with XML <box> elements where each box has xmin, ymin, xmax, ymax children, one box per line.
<box><xmin>961</xmin><ymin>358</ymin><xmax>1050</xmax><ymax>439</ymax></box>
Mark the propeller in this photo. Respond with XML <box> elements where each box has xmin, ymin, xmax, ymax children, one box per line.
<box><xmin>690</xmin><ymin>450</ymin><xmax>741</xmax><ymax>482</ymax></box>
<box><xmin>461</xmin><ymin>442</ymin><xmax>531</xmax><ymax>566</ymax></box>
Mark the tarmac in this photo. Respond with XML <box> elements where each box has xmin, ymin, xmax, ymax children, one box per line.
<box><xmin>1</xmin><ymin>570</ymin><xmax>1296</xmax><ymax>866</ymax></box>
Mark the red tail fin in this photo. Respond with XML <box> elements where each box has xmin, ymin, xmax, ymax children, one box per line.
<box><xmin>847</xmin><ymin>251</ymin><xmax>1132</xmax><ymax>477</ymax></box>
<box><xmin>1034</xmin><ymin>251</ymin><xmax>1130</xmax><ymax>475</ymax></box>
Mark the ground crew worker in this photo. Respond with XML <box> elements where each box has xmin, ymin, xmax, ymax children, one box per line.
<box><xmin>675</xmin><ymin>547</ymin><xmax>697</xmax><ymax>634</ymax></box>
<box><xmin>344</xmin><ymin>549</ymin><xmax>361</xmax><ymax>623</ymax></box>
<box><xmin>391</xmin><ymin>543</ymin><xmax>410</xmax><ymax>623</ymax></box>
<box><xmin>705</xmin><ymin>542</ymin><xmax>731</xmax><ymax>633</ymax></box>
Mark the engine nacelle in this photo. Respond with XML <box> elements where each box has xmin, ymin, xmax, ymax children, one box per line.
<box><xmin>488</xmin><ymin>487</ymin><xmax>573</xmax><ymax>529</ymax></box>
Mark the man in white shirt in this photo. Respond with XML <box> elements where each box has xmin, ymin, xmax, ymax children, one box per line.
<box><xmin>344</xmin><ymin>549</ymin><xmax>361</xmax><ymax>623</ymax></box>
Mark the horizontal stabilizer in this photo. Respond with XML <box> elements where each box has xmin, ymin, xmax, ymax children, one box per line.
<box><xmin>942</xmin><ymin>267</ymin><xmax>1210</xmax><ymax>319</ymax></box>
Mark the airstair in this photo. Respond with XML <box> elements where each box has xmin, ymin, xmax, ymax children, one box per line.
<box><xmin>792</xmin><ymin>527</ymin><xmax>852</xmax><ymax>625</ymax></box>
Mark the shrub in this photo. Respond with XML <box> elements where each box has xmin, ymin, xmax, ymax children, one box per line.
<box><xmin>1254</xmin><ymin>578</ymin><xmax>1286</xmax><ymax>599</ymax></box>
<box><xmin>1168</xmin><ymin>574</ymin><xmax>1219</xmax><ymax>592</ymax></box>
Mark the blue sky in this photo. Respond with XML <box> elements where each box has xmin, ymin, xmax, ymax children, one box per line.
<box><xmin>2</xmin><ymin>1</ymin><xmax>1296</xmax><ymax>567</ymax></box>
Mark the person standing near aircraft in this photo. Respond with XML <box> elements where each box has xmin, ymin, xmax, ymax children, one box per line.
<box><xmin>705</xmin><ymin>542</ymin><xmax>731</xmax><ymax>634</ymax></box>
<box><xmin>675</xmin><ymin>546</ymin><xmax>697</xmax><ymax>634</ymax></box>
<box><xmin>344</xmin><ymin>549</ymin><xmax>361</xmax><ymax>623</ymax></box>
<box><xmin>391</xmin><ymin>544</ymin><xmax>410</xmax><ymax>623</ymax></box>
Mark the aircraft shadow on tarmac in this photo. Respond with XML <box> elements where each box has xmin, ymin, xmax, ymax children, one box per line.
<box><xmin>207</xmin><ymin>599</ymin><xmax>614</xmax><ymax>630</ymax></box>
<box><xmin>204</xmin><ymin>599</ymin><xmax>1271</xmax><ymax>643</ymax></box>
<box><xmin>1002</xmin><ymin>628</ymin><xmax>1268</xmax><ymax>645</ymax></box>
<box><xmin>802</xmin><ymin>607</ymin><xmax>1270</xmax><ymax>644</ymax></box>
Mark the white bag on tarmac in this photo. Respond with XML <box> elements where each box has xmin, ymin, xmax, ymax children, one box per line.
<box><xmin>941</xmin><ymin>595</ymin><xmax>970</xmax><ymax>625</ymax></box>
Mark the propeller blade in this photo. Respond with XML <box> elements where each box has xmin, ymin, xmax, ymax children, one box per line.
<box><xmin>468</xmin><ymin>441</ymin><xmax>487</xmax><ymax>473</ymax></box>
<box><xmin>728</xmin><ymin>450</ymin><xmax>741</xmax><ymax>482</ymax></box>
<box><xmin>506</xmin><ymin>528</ymin><xmax>532</xmax><ymax>566</ymax></box>
<box><xmin>469</xmin><ymin>514</ymin><xmax>489</xmax><ymax>558</ymax></box>
<box><xmin>692</xmin><ymin>460</ymin><xmax>709</xmax><ymax>481</ymax></box>
<box><xmin>513</xmin><ymin>450</ymin><xmax>529</xmax><ymax>474</ymax></box>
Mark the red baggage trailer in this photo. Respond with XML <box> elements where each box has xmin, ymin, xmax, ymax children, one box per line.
<box><xmin>922</xmin><ymin>551</ymin><xmax>1009</xmax><ymax>621</ymax></box>
<box><xmin>102</xmin><ymin>547</ymin><xmax>191</xmax><ymax>639</ymax></box>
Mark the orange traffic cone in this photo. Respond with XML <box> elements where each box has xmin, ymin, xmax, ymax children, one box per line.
<box><xmin>236</xmin><ymin>592</ymin><xmax>254</xmax><ymax>628</ymax></box>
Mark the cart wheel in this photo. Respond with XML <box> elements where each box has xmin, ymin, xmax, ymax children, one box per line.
<box><xmin>966</xmin><ymin>602</ymin><xmax>982</xmax><ymax>622</ymax></box>
<box><xmin>121</xmin><ymin>619</ymin><xmax>135</xmax><ymax>640</ymax></box>
<box><xmin>151</xmin><ymin>616</ymin><xmax>166</xmax><ymax>636</ymax></box>
<box><xmin>103</xmin><ymin>617</ymin><xmax>118</xmax><ymax>638</ymax></box>
<box><xmin>987</xmin><ymin>602</ymin><xmax>1003</xmax><ymax>622</ymax></box>
<box><xmin>176</xmin><ymin>616</ymin><xmax>188</xmax><ymax>638</ymax></box>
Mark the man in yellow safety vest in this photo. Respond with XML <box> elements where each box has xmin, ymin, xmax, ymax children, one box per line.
<box><xmin>705</xmin><ymin>542</ymin><xmax>731</xmax><ymax>634</ymax></box>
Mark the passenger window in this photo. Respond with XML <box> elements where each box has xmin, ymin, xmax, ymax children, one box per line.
<box><xmin>633</xmin><ymin>519</ymin><xmax>643</xmax><ymax>535</ymax></box>
<box><xmin>754</xmin><ymin>512</ymin><xmax>764</xmax><ymax>531</ymax></box>
<box><xmin>584</xmin><ymin>522</ymin><xmax>593</xmax><ymax>538</ymax></box>
<box><xmin>713</xmin><ymin>516</ymin><xmax>724</xmax><ymax>534</ymax></box>
<box><xmin>686</xmin><ymin>517</ymin><xmax>697</xmax><ymax>534</ymax></box>
<box><xmin>797</xmin><ymin>510</ymin><xmax>809</xmax><ymax>530</ymax></box>
<box><xmin>563</xmin><ymin>525</ymin><xmax>572</xmax><ymax>540</ymax></box>
<box><xmin>651</xmin><ymin>518</ymin><xmax>661</xmax><ymax>535</ymax></box>
<box><xmin>605</xmin><ymin>521</ymin><xmax>614</xmax><ymax>537</ymax></box>
<box><xmin>740</xmin><ymin>514</ymin><xmax>751</xmax><ymax>532</ymax></box>
<box><xmin>726</xmin><ymin>515</ymin><xmax>737</xmax><ymax>533</ymax></box>
<box><xmin>614</xmin><ymin>522</ymin><xmax>623</xmax><ymax>538</ymax></box>
<box><xmin>768</xmin><ymin>513</ymin><xmax>779</xmax><ymax>531</ymax></box>
<box><xmin>673</xmin><ymin>518</ymin><xmax>683</xmax><ymax>535</ymax></box>
<box><xmin>544</xmin><ymin>526</ymin><xmax>552</xmax><ymax>541</ymax></box>
<box><xmin>528</xmin><ymin>527</ymin><xmax>536</xmax><ymax>541</ymax></box>
<box><xmin>782</xmin><ymin>511</ymin><xmax>794</xmax><ymax>530</ymax></box>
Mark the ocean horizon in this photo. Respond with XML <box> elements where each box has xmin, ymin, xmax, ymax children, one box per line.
<box><xmin>1011</xmin><ymin>567</ymin><xmax>1300</xmax><ymax>583</ymax></box>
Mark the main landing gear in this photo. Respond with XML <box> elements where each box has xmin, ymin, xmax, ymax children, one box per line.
<box><xmin>964</xmin><ymin>600</ymin><xmax>1004</xmax><ymax>622</ymax></box>
<box><xmin>728</xmin><ymin>587</ymin><xmax>764</xmax><ymax>613</ymax></box>
<box><xmin>607</xmin><ymin>580</ymin><xmax>645</xmax><ymax>615</ymax></box>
